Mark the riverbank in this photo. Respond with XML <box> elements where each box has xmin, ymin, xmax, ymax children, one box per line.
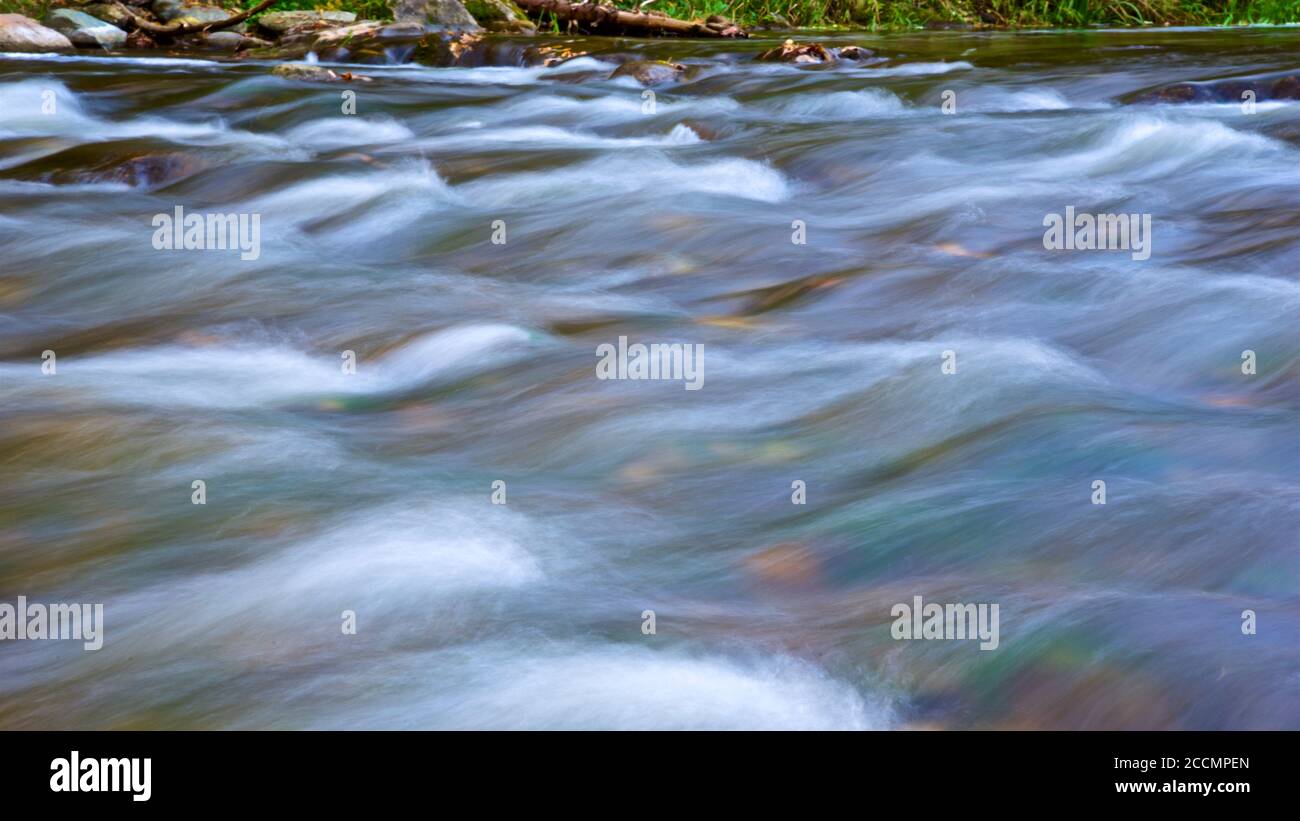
<box><xmin>652</xmin><ymin>0</ymin><xmax>1300</xmax><ymax>29</ymax></box>
<box><xmin>3</xmin><ymin>0</ymin><xmax>1298</xmax><ymax>74</ymax></box>
<box><xmin>3</xmin><ymin>0</ymin><xmax>1299</xmax><ymax>36</ymax></box>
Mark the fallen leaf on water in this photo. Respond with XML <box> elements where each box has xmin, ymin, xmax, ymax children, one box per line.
<box><xmin>1202</xmin><ymin>394</ymin><xmax>1257</xmax><ymax>408</ymax></box>
<box><xmin>935</xmin><ymin>242</ymin><xmax>994</xmax><ymax>259</ymax></box>
<box><xmin>0</xmin><ymin>279</ymin><xmax>29</xmax><ymax>307</ymax></box>
<box><xmin>744</xmin><ymin>542</ymin><xmax>821</xmax><ymax>587</ymax></box>
<box><xmin>756</xmin><ymin>441</ymin><xmax>805</xmax><ymax>463</ymax></box>
<box><xmin>175</xmin><ymin>331</ymin><xmax>225</xmax><ymax>346</ymax></box>
<box><xmin>618</xmin><ymin>448</ymin><xmax>690</xmax><ymax>483</ymax></box>
<box><xmin>397</xmin><ymin>405</ymin><xmax>452</xmax><ymax>434</ymax></box>
<box><xmin>696</xmin><ymin>315</ymin><xmax>761</xmax><ymax>329</ymax></box>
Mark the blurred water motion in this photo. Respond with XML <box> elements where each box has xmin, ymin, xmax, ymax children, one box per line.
<box><xmin>0</xmin><ymin>27</ymin><xmax>1297</xmax><ymax>729</ymax></box>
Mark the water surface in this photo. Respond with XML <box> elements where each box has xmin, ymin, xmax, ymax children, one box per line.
<box><xmin>0</xmin><ymin>26</ymin><xmax>1297</xmax><ymax>729</ymax></box>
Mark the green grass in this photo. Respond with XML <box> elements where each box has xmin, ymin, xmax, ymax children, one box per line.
<box><xmin>2</xmin><ymin>0</ymin><xmax>1297</xmax><ymax>29</ymax></box>
<box><xmin>0</xmin><ymin>0</ymin><xmax>391</xmax><ymax>23</ymax></box>
<box><xmin>652</xmin><ymin>0</ymin><xmax>1300</xmax><ymax>28</ymax></box>
<box><xmin>258</xmin><ymin>0</ymin><xmax>393</xmax><ymax>21</ymax></box>
<box><xmin>2</xmin><ymin>0</ymin><xmax>54</xmax><ymax>19</ymax></box>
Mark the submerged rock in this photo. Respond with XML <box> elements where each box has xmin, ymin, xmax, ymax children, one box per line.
<box><xmin>523</xmin><ymin>42</ymin><xmax>588</xmax><ymax>67</ymax></box>
<box><xmin>411</xmin><ymin>29</ymin><xmax>489</xmax><ymax>66</ymax></box>
<box><xmin>1261</xmin><ymin>120</ymin><xmax>1300</xmax><ymax>145</ymax></box>
<box><xmin>389</xmin><ymin>0</ymin><xmax>482</xmax><ymax>30</ymax></box>
<box><xmin>83</xmin><ymin>152</ymin><xmax>205</xmax><ymax>189</ymax></box>
<box><xmin>836</xmin><ymin>45</ymin><xmax>874</xmax><ymax>60</ymax></box>
<box><xmin>0</xmin><ymin>13</ymin><xmax>74</xmax><ymax>52</ymax></box>
<box><xmin>755</xmin><ymin>40</ymin><xmax>873</xmax><ymax>64</ymax></box>
<box><xmin>271</xmin><ymin>62</ymin><xmax>372</xmax><ymax>83</ymax></box>
<box><xmin>42</xmin><ymin>9</ymin><xmax>126</xmax><ymax>49</ymax></box>
<box><xmin>9</xmin><ymin>142</ymin><xmax>208</xmax><ymax>189</ymax></box>
<box><xmin>1127</xmin><ymin>70</ymin><xmax>1300</xmax><ymax>105</ymax></box>
<box><xmin>256</xmin><ymin>10</ymin><xmax>356</xmax><ymax>35</ymax></box>
<box><xmin>271</xmin><ymin>62</ymin><xmax>338</xmax><ymax>82</ymax></box>
<box><xmin>756</xmin><ymin>39</ymin><xmax>832</xmax><ymax>64</ymax></box>
<box><xmin>609</xmin><ymin>60</ymin><xmax>687</xmax><ymax>87</ymax></box>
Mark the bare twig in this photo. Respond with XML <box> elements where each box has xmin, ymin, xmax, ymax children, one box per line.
<box><xmin>112</xmin><ymin>0</ymin><xmax>280</xmax><ymax>37</ymax></box>
<box><xmin>514</xmin><ymin>0</ymin><xmax>746</xmax><ymax>37</ymax></box>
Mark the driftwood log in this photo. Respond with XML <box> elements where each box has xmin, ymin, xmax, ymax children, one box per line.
<box><xmin>514</xmin><ymin>0</ymin><xmax>747</xmax><ymax>38</ymax></box>
<box><xmin>111</xmin><ymin>0</ymin><xmax>280</xmax><ymax>36</ymax></box>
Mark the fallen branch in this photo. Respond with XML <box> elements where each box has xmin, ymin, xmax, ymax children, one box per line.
<box><xmin>112</xmin><ymin>0</ymin><xmax>280</xmax><ymax>37</ymax></box>
<box><xmin>513</xmin><ymin>0</ymin><xmax>746</xmax><ymax>38</ymax></box>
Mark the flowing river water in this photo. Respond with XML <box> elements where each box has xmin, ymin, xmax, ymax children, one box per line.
<box><xmin>0</xmin><ymin>26</ymin><xmax>1297</xmax><ymax>729</ymax></box>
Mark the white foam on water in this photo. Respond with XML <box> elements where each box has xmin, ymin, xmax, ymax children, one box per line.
<box><xmin>386</xmin><ymin>644</ymin><xmax>890</xmax><ymax>730</ymax></box>
<box><xmin>478</xmin><ymin>93</ymin><xmax>742</xmax><ymax>127</ymax></box>
<box><xmin>1033</xmin><ymin>113</ymin><xmax>1289</xmax><ymax>181</ymax></box>
<box><xmin>961</xmin><ymin>87</ymin><xmax>1078</xmax><ymax>112</ymax></box>
<box><xmin>0</xmin><ymin>78</ymin><xmax>291</xmax><ymax>152</ymax></box>
<box><xmin>458</xmin><ymin>153</ymin><xmax>790</xmax><ymax>207</ymax></box>
<box><xmin>0</xmin><ymin>324</ymin><xmax>538</xmax><ymax>409</ymax></box>
<box><xmin>376</xmin><ymin>63</ymin><xmax>545</xmax><ymax>86</ymax></box>
<box><xmin>586</xmin><ymin>335</ymin><xmax>1108</xmax><ymax>441</ymax></box>
<box><xmin>542</xmin><ymin>56</ymin><xmax>610</xmax><ymax>73</ymax></box>
<box><xmin>0</xmin><ymin>52</ymin><xmax>219</xmax><ymax>67</ymax></box>
<box><xmin>0</xmin><ymin>501</ymin><xmax>550</xmax><ymax>695</ymax></box>
<box><xmin>666</xmin><ymin>122</ymin><xmax>703</xmax><ymax>144</ymax></box>
<box><xmin>776</xmin><ymin>88</ymin><xmax>907</xmax><ymax>121</ymax></box>
<box><xmin>249</xmin><ymin>158</ymin><xmax>461</xmax><ymax>235</ymax></box>
<box><xmin>272</xmin><ymin>504</ymin><xmax>543</xmax><ymax>600</ymax></box>
<box><xmin>0</xmin><ymin>177</ymin><xmax>133</xmax><ymax>193</ymax></box>
<box><xmin>1171</xmin><ymin>100</ymin><xmax>1293</xmax><ymax>114</ymax></box>
<box><xmin>377</xmin><ymin>323</ymin><xmax>536</xmax><ymax>384</ymax></box>
<box><xmin>284</xmin><ymin>116</ymin><xmax>415</xmax><ymax>150</ymax></box>
<box><xmin>420</xmin><ymin>122</ymin><xmax>701</xmax><ymax>150</ymax></box>
<box><xmin>874</xmin><ymin>60</ymin><xmax>974</xmax><ymax>76</ymax></box>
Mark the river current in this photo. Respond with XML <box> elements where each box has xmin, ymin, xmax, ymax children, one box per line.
<box><xmin>0</xmin><ymin>26</ymin><xmax>1297</xmax><ymax>729</ymax></box>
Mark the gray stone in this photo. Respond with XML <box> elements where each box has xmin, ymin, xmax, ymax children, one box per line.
<box><xmin>389</xmin><ymin>0</ymin><xmax>481</xmax><ymax>30</ymax></box>
<box><xmin>609</xmin><ymin>60</ymin><xmax>687</xmax><ymax>87</ymax></box>
<box><xmin>1127</xmin><ymin>71</ymin><xmax>1300</xmax><ymax>105</ymax></box>
<box><xmin>463</xmin><ymin>0</ymin><xmax>533</xmax><ymax>33</ymax></box>
<box><xmin>271</xmin><ymin>61</ymin><xmax>372</xmax><ymax>82</ymax></box>
<box><xmin>257</xmin><ymin>10</ymin><xmax>356</xmax><ymax>34</ymax></box>
<box><xmin>255</xmin><ymin>20</ymin><xmax>426</xmax><ymax>63</ymax></box>
<box><xmin>150</xmin><ymin>0</ymin><xmax>184</xmax><ymax>20</ymax></box>
<box><xmin>82</xmin><ymin>4</ymin><xmax>136</xmax><ymax>29</ymax></box>
<box><xmin>153</xmin><ymin>2</ymin><xmax>232</xmax><ymax>25</ymax></box>
<box><xmin>271</xmin><ymin>62</ymin><xmax>343</xmax><ymax>82</ymax></box>
<box><xmin>0</xmin><ymin>13</ymin><xmax>74</xmax><ymax>52</ymax></box>
<box><xmin>42</xmin><ymin>9</ymin><xmax>127</xmax><ymax>49</ymax></box>
<box><xmin>185</xmin><ymin>30</ymin><xmax>267</xmax><ymax>51</ymax></box>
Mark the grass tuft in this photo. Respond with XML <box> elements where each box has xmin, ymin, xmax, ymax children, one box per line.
<box><xmin>0</xmin><ymin>0</ymin><xmax>1296</xmax><ymax>30</ymax></box>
